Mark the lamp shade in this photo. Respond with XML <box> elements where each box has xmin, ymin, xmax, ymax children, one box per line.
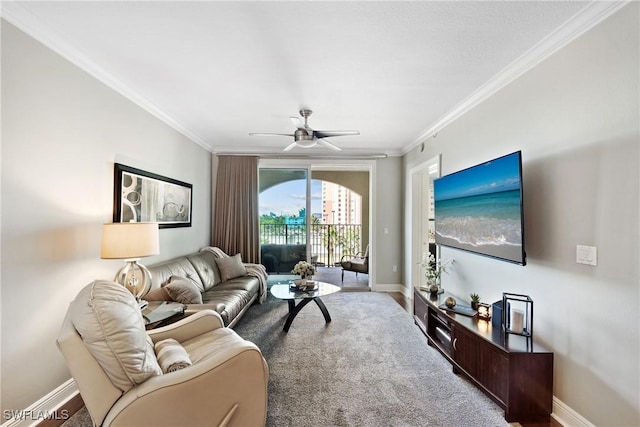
<box><xmin>101</xmin><ymin>223</ymin><xmax>159</xmax><ymax>259</ymax></box>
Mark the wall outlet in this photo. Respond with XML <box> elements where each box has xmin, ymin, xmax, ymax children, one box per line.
<box><xmin>392</xmin><ymin>265</ymin><xmax>397</xmax><ymax>272</ymax></box>
<box><xmin>576</xmin><ymin>245</ymin><xmax>597</xmax><ymax>266</ymax></box>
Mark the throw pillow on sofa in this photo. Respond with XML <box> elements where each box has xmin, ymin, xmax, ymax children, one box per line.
<box><xmin>144</xmin><ymin>286</ymin><xmax>172</xmax><ymax>302</ymax></box>
<box><xmin>215</xmin><ymin>253</ymin><xmax>247</xmax><ymax>281</ymax></box>
<box><xmin>160</xmin><ymin>276</ymin><xmax>203</xmax><ymax>304</ymax></box>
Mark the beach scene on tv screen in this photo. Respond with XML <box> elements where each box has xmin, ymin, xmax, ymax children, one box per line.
<box><xmin>434</xmin><ymin>153</ymin><xmax>523</xmax><ymax>263</ymax></box>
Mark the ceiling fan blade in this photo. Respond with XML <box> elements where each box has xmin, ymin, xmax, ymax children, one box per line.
<box><xmin>314</xmin><ymin>130</ymin><xmax>360</xmax><ymax>138</ymax></box>
<box><xmin>249</xmin><ymin>133</ymin><xmax>294</xmax><ymax>137</ymax></box>
<box><xmin>317</xmin><ymin>138</ymin><xmax>342</xmax><ymax>151</ymax></box>
<box><xmin>283</xmin><ymin>142</ymin><xmax>298</xmax><ymax>151</ymax></box>
<box><xmin>290</xmin><ymin>117</ymin><xmax>305</xmax><ymax>129</ymax></box>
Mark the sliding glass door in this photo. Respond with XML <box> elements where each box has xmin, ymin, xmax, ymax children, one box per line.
<box><xmin>258</xmin><ymin>160</ymin><xmax>371</xmax><ymax>289</ymax></box>
<box><xmin>258</xmin><ymin>168</ymin><xmax>310</xmax><ymax>274</ymax></box>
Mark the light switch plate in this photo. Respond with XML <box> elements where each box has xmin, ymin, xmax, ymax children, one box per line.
<box><xmin>576</xmin><ymin>245</ymin><xmax>597</xmax><ymax>266</ymax></box>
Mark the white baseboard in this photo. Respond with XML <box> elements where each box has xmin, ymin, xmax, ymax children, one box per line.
<box><xmin>372</xmin><ymin>283</ymin><xmax>406</xmax><ymax>295</ymax></box>
<box><xmin>399</xmin><ymin>286</ymin><xmax>412</xmax><ymax>299</ymax></box>
<box><xmin>1</xmin><ymin>379</ymin><xmax>78</xmax><ymax>427</ymax></box>
<box><xmin>552</xmin><ymin>396</ymin><xmax>594</xmax><ymax>427</ymax></box>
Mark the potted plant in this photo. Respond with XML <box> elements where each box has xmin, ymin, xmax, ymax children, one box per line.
<box><xmin>470</xmin><ymin>293</ymin><xmax>481</xmax><ymax>310</ymax></box>
<box><xmin>419</xmin><ymin>251</ymin><xmax>453</xmax><ymax>294</ymax></box>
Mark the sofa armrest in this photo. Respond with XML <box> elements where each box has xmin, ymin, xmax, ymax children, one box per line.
<box><xmin>147</xmin><ymin>310</ymin><xmax>224</xmax><ymax>343</ymax></box>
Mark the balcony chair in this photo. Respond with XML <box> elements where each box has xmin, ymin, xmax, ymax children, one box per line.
<box><xmin>57</xmin><ymin>280</ymin><xmax>268</xmax><ymax>427</ymax></box>
<box><xmin>340</xmin><ymin>244</ymin><xmax>369</xmax><ymax>282</ymax></box>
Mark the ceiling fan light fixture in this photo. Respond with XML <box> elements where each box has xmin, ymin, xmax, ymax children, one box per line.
<box><xmin>296</xmin><ymin>140</ymin><xmax>317</xmax><ymax>148</ymax></box>
<box><xmin>294</xmin><ymin>129</ymin><xmax>315</xmax><ymax>148</ymax></box>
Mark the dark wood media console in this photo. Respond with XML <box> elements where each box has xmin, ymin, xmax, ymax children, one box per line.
<box><xmin>413</xmin><ymin>288</ymin><xmax>553</xmax><ymax>423</ymax></box>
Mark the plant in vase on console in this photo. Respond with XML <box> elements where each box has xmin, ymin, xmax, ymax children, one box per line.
<box><xmin>419</xmin><ymin>251</ymin><xmax>453</xmax><ymax>295</ymax></box>
<box><xmin>470</xmin><ymin>293</ymin><xmax>481</xmax><ymax>310</ymax></box>
<box><xmin>292</xmin><ymin>261</ymin><xmax>316</xmax><ymax>286</ymax></box>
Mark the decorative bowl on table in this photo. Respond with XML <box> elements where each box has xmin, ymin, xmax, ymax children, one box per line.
<box><xmin>291</xmin><ymin>280</ymin><xmax>318</xmax><ymax>291</ymax></box>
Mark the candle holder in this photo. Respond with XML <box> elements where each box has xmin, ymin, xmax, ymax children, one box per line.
<box><xmin>502</xmin><ymin>293</ymin><xmax>533</xmax><ymax>338</ymax></box>
<box><xmin>477</xmin><ymin>302</ymin><xmax>492</xmax><ymax>320</ymax></box>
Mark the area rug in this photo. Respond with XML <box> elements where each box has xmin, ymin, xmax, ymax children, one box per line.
<box><xmin>233</xmin><ymin>291</ymin><xmax>510</xmax><ymax>427</ymax></box>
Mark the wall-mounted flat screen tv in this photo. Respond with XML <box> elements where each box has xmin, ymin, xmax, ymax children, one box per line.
<box><xmin>434</xmin><ymin>151</ymin><xmax>526</xmax><ymax>265</ymax></box>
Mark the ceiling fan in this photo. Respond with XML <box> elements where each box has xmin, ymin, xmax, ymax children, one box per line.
<box><xmin>250</xmin><ymin>109</ymin><xmax>360</xmax><ymax>151</ymax></box>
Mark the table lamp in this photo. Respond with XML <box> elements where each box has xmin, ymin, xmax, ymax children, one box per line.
<box><xmin>101</xmin><ymin>222</ymin><xmax>159</xmax><ymax>301</ymax></box>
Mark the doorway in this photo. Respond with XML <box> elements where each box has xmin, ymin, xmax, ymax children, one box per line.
<box><xmin>408</xmin><ymin>155</ymin><xmax>440</xmax><ymax>292</ymax></box>
<box><xmin>258</xmin><ymin>161</ymin><xmax>372</xmax><ymax>289</ymax></box>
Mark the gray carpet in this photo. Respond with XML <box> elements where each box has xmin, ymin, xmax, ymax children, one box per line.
<box><xmin>63</xmin><ymin>291</ymin><xmax>509</xmax><ymax>426</ymax></box>
<box><xmin>234</xmin><ymin>291</ymin><xmax>509</xmax><ymax>427</ymax></box>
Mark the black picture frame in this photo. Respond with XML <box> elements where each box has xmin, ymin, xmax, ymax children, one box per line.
<box><xmin>113</xmin><ymin>163</ymin><xmax>192</xmax><ymax>229</ymax></box>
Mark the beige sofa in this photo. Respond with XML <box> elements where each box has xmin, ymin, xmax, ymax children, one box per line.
<box><xmin>58</xmin><ymin>280</ymin><xmax>268</xmax><ymax>427</ymax></box>
<box><xmin>145</xmin><ymin>247</ymin><xmax>267</xmax><ymax>328</ymax></box>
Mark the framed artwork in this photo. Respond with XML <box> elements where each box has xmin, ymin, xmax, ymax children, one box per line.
<box><xmin>113</xmin><ymin>163</ymin><xmax>192</xmax><ymax>228</ymax></box>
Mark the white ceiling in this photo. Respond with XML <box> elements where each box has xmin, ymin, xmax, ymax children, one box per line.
<box><xmin>2</xmin><ymin>1</ymin><xmax>623</xmax><ymax>157</ymax></box>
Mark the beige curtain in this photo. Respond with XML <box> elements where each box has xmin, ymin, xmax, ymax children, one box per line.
<box><xmin>212</xmin><ymin>156</ymin><xmax>260</xmax><ymax>263</ymax></box>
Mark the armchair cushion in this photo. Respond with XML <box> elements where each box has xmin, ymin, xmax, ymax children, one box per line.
<box><xmin>340</xmin><ymin>254</ymin><xmax>368</xmax><ymax>272</ymax></box>
<box><xmin>350</xmin><ymin>258</ymin><xmax>367</xmax><ymax>267</ymax></box>
<box><xmin>181</xmin><ymin>327</ymin><xmax>253</xmax><ymax>365</ymax></box>
<box><xmin>69</xmin><ymin>280</ymin><xmax>162</xmax><ymax>392</ymax></box>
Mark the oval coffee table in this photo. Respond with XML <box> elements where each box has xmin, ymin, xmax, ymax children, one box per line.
<box><xmin>270</xmin><ymin>281</ymin><xmax>340</xmax><ymax>332</ymax></box>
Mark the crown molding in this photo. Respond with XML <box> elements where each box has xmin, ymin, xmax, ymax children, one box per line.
<box><xmin>1</xmin><ymin>1</ymin><xmax>214</xmax><ymax>152</ymax></box>
<box><xmin>403</xmin><ymin>0</ymin><xmax>631</xmax><ymax>155</ymax></box>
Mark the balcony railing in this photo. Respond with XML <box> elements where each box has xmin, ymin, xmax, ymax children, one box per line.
<box><xmin>259</xmin><ymin>223</ymin><xmax>362</xmax><ymax>270</ymax></box>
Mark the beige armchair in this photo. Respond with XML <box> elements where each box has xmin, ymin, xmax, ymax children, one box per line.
<box><xmin>340</xmin><ymin>244</ymin><xmax>369</xmax><ymax>282</ymax></box>
<box><xmin>57</xmin><ymin>280</ymin><xmax>268</xmax><ymax>427</ymax></box>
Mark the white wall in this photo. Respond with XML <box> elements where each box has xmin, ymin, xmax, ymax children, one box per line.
<box><xmin>1</xmin><ymin>21</ymin><xmax>212</xmax><ymax>415</ymax></box>
<box><xmin>374</xmin><ymin>156</ymin><xmax>403</xmax><ymax>288</ymax></box>
<box><xmin>403</xmin><ymin>4</ymin><xmax>639</xmax><ymax>425</ymax></box>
